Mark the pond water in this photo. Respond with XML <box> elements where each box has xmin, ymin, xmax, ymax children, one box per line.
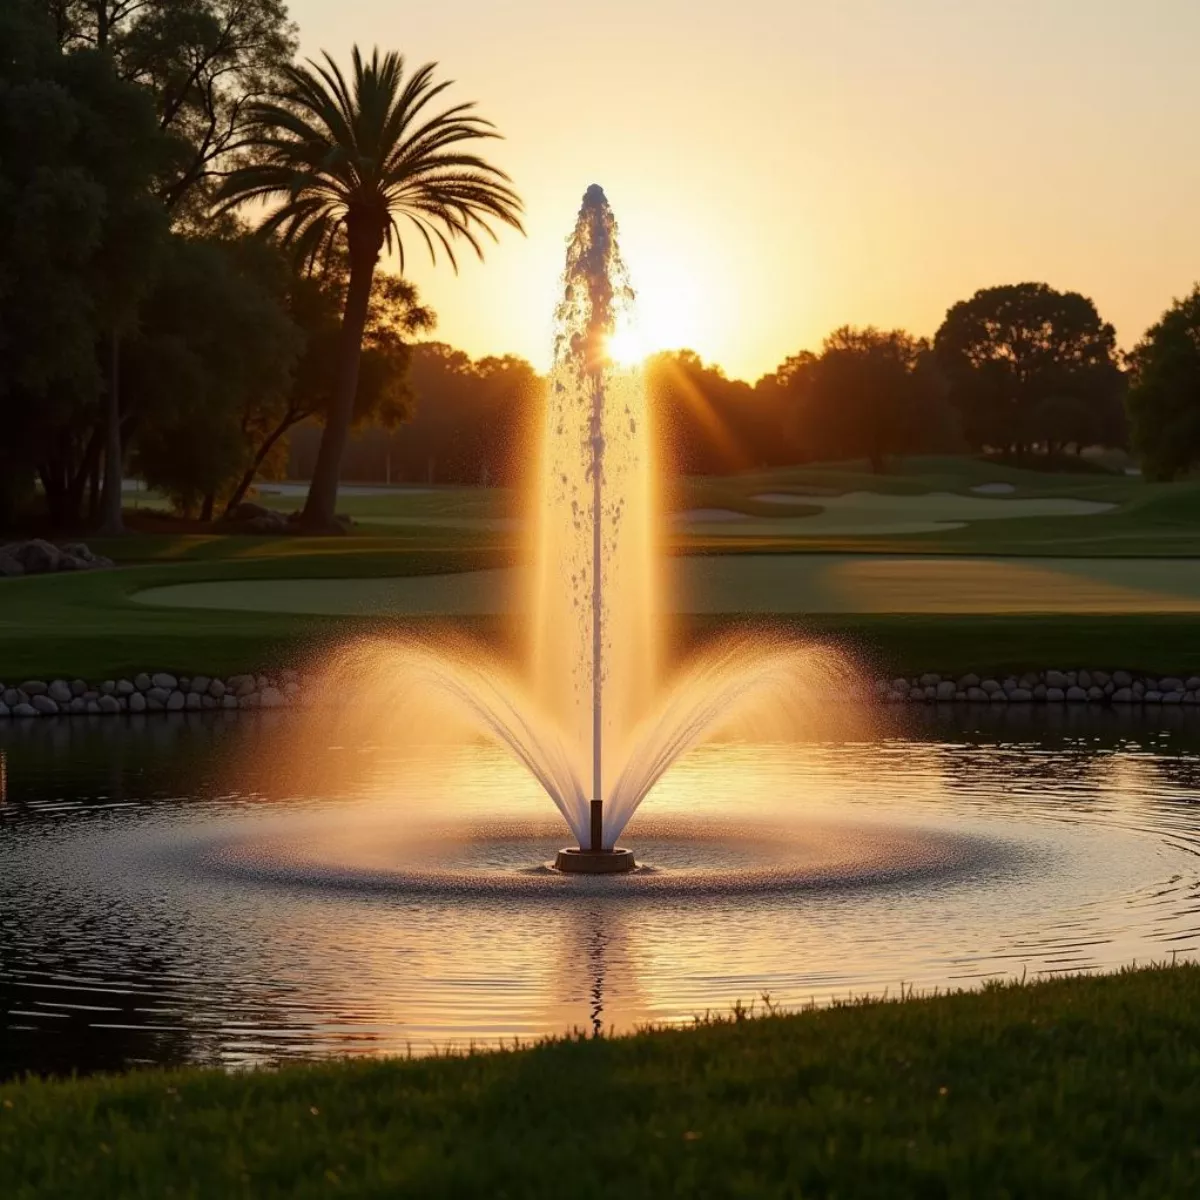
<box><xmin>3</xmin><ymin>708</ymin><xmax>1199</xmax><ymax>1079</ymax></box>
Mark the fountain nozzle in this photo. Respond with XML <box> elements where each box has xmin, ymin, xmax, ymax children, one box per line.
<box><xmin>554</xmin><ymin>798</ymin><xmax>636</xmax><ymax>873</ymax></box>
<box><xmin>590</xmin><ymin>798</ymin><xmax>603</xmax><ymax>852</ymax></box>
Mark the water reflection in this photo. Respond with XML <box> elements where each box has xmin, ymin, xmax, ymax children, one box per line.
<box><xmin>3</xmin><ymin>708</ymin><xmax>1200</xmax><ymax>1079</ymax></box>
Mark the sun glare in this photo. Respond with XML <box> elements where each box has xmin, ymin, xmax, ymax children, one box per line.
<box><xmin>607</xmin><ymin>322</ymin><xmax>647</xmax><ymax>366</ymax></box>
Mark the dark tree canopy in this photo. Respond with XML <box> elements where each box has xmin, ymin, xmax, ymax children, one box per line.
<box><xmin>1126</xmin><ymin>287</ymin><xmax>1200</xmax><ymax>481</ymax></box>
<box><xmin>46</xmin><ymin>0</ymin><xmax>297</xmax><ymax>221</ymax></box>
<box><xmin>0</xmin><ymin>0</ymin><xmax>174</xmax><ymax>524</ymax></box>
<box><xmin>933</xmin><ymin>282</ymin><xmax>1125</xmax><ymax>457</ymax></box>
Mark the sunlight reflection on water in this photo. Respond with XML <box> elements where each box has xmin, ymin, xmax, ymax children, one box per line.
<box><xmin>2</xmin><ymin>708</ymin><xmax>1200</xmax><ymax>1077</ymax></box>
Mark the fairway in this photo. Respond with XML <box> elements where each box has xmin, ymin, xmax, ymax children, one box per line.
<box><xmin>132</xmin><ymin>553</ymin><xmax>1200</xmax><ymax>615</ymax></box>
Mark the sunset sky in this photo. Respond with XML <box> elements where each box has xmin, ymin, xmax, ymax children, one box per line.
<box><xmin>291</xmin><ymin>0</ymin><xmax>1200</xmax><ymax>381</ymax></box>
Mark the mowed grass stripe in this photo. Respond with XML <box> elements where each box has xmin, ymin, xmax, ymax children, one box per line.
<box><xmin>131</xmin><ymin>555</ymin><xmax>1200</xmax><ymax>616</ymax></box>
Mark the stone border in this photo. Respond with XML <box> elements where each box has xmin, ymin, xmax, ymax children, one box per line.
<box><xmin>874</xmin><ymin>670</ymin><xmax>1200</xmax><ymax>705</ymax></box>
<box><xmin>0</xmin><ymin>671</ymin><xmax>303</xmax><ymax>717</ymax></box>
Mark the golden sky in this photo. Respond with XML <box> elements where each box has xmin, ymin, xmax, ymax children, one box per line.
<box><xmin>290</xmin><ymin>0</ymin><xmax>1200</xmax><ymax>381</ymax></box>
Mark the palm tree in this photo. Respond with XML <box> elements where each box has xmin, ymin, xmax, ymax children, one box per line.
<box><xmin>217</xmin><ymin>47</ymin><xmax>523</xmax><ymax>532</ymax></box>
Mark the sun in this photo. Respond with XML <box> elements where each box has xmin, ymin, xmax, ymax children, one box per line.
<box><xmin>606</xmin><ymin>319</ymin><xmax>647</xmax><ymax>366</ymax></box>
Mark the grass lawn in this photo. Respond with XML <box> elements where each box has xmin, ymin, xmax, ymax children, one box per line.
<box><xmin>7</xmin><ymin>457</ymin><xmax>1200</xmax><ymax>679</ymax></box>
<box><xmin>3</xmin><ymin>964</ymin><xmax>1199</xmax><ymax>1198</ymax></box>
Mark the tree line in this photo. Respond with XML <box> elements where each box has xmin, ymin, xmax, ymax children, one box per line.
<box><xmin>6</xmin><ymin>0</ymin><xmax>1200</xmax><ymax>533</ymax></box>
<box><xmin>1</xmin><ymin>0</ymin><xmax>519</xmax><ymax>531</ymax></box>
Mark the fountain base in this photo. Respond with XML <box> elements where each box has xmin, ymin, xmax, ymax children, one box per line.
<box><xmin>554</xmin><ymin>847</ymin><xmax>637</xmax><ymax>874</ymax></box>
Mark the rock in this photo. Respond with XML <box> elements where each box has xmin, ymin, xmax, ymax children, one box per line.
<box><xmin>1145</xmin><ymin>691</ymin><xmax>1163</xmax><ymax>703</ymax></box>
<box><xmin>255</xmin><ymin>674</ymin><xmax>270</xmax><ymax>690</ymax></box>
<box><xmin>1093</xmin><ymin>671</ymin><xmax>1110</xmax><ymax>686</ymax></box>
<box><xmin>967</xmin><ymin>687</ymin><xmax>988</xmax><ymax>702</ymax></box>
<box><xmin>1046</xmin><ymin>670</ymin><xmax>1068</xmax><ymax>689</ymax></box>
<box><xmin>100</xmin><ymin>680</ymin><xmax>116</xmax><ymax>695</ymax></box>
<box><xmin>936</xmin><ymin>681</ymin><xmax>956</xmax><ymax>701</ymax></box>
<box><xmin>208</xmin><ymin>679</ymin><xmax>226</xmax><ymax>699</ymax></box>
<box><xmin>919</xmin><ymin>673</ymin><xmax>940</xmax><ymax>687</ymax></box>
<box><xmin>201</xmin><ymin>695</ymin><xmax>217</xmax><ymax>709</ymax></box>
<box><xmin>221</xmin><ymin>695</ymin><xmax>239</xmax><ymax>710</ymax></box>
<box><xmin>15</xmin><ymin>539</ymin><xmax>61</xmax><ymax>573</ymax></box>
<box><xmin>1133</xmin><ymin>682</ymin><xmax>1145</xmax><ymax>697</ymax></box>
<box><xmin>68</xmin><ymin>697</ymin><xmax>86</xmax><ymax>714</ymax></box>
<box><xmin>957</xmin><ymin>674</ymin><xmax>981</xmax><ymax>689</ymax></box>
<box><xmin>184</xmin><ymin>693</ymin><xmax>201</xmax><ymax>710</ymax></box>
<box><xmin>1087</xmin><ymin>686</ymin><xmax>1104</xmax><ymax>701</ymax></box>
<box><xmin>151</xmin><ymin>672</ymin><xmax>178</xmax><ymax>690</ymax></box>
<box><xmin>20</xmin><ymin>680</ymin><xmax>47</xmax><ymax>696</ymax></box>
<box><xmin>134</xmin><ymin>673</ymin><xmax>152</xmax><ymax>691</ymax></box>
<box><xmin>166</xmin><ymin>691</ymin><xmax>186</xmax><ymax>711</ymax></box>
<box><xmin>1078</xmin><ymin>670</ymin><xmax>1093</xmax><ymax>689</ymax></box>
<box><xmin>990</xmin><ymin>690</ymin><xmax>1008</xmax><ymax>703</ymax></box>
<box><xmin>190</xmin><ymin>675</ymin><xmax>211</xmax><ymax>695</ymax></box>
<box><xmin>128</xmin><ymin>692</ymin><xmax>146</xmax><ymax>713</ymax></box>
<box><xmin>980</xmin><ymin>679</ymin><xmax>1001</xmax><ymax>694</ymax></box>
<box><xmin>921</xmin><ymin>685</ymin><xmax>936</xmax><ymax>700</ymax></box>
<box><xmin>1113</xmin><ymin>670</ymin><xmax>1133</xmax><ymax>687</ymax></box>
<box><xmin>1160</xmin><ymin>677</ymin><xmax>1185</xmax><ymax>693</ymax></box>
<box><xmin>83</xmin><ymin>690</ymin><xmax>98</xmax><ymax>702</ymax></box>
<box><xmin>241</xmin><ymin>692</ymin><xmax>261</xmax><ymax>708</ymax></box>
<box><xmin>1187</xmin><ymin>677</ymin><xmax>1200</xmax><ymax>692</ymax></box>
<box><xmin>1046</xmin><ymin>687</ymin><xmax>1066</xmax><ymax>702</ymax></box>
<box><xmin>30</xmin><ymin>695</ymin><xmax>58</xmax><ymax>714</ymax></box>
<box><xmin>1066</xmin><ymin>686</ymin><xmax>1087</xmax><ymax>702</ymax></box>
<box><xmin>280</xmin><ymin>668</ymin><xmax>300</xmax><ymax>684</ymax></box>
<box><xmin>147</xmin><ymin>687</ymin><xmax>171</xmax><ymax>705</ymax></box>
<box><xmin>230</xmin><ymin>674</ymin><xmax>256</xmax><ymax>697</ymax></box>
<box><xmin>908</xmin><ymin>687</ymin><xmax>925</xmax><ymax>702</ymax></box>
<box><xmin>1103</xmin><ymin>681</ymin><xmax>1115</xmax><ymax>696</ymax></box>
<box><xmin>955</xmin><ymin>691</ymin><xmax>966</xmax><ymax>700</ymax></box>
<box><xmin>0</xmin><ymin>554</ymin><xmax>24</xmax><ymax>577</ymax></box>
<box><xmin>1186</xmin><ymin>692</ymin><xmax>1200</xmax><ymax>706</ymax></box>
<box><xmin>98</xmin><ymin>695</ymin><xmax>120</xmax><ymax>714</ymax></box>
<box><xmin>147</xmin><ymin>695</ymin><xmax>165</xmax><ymax>712</ymax></box>
<box><xmin>1019</xmin><ymin>672</ymin><xmax>1039</xmax><ymax>689</ymax></box>
<box><xmin>12</xmin><ymin>703</ymin><xmax>38</xmax><ymax>717</ymax></box>
<box><xmin>70</xmin><ymin>679</ymin><xmax>86</xmax><ymax>696</ymax></box>
<box><xmin>85</xmin><ymin>701</ymin><xmax>100</xmax><ymax>715</ymax></box>
<box><xmin>260</xmin><ymin>687</ymin><xmax>286</xmax><ymax>709</ymax></box>
<box><xmin>1010</xmin><ymin>688</ymin><xmax>1033</xmax><ymax>702</ymax></box>
<box><xmin>1033</xmin><ymin>684</ymin><xmax>1048</xmax><ymax>700</ymax></box>
<box><xmin>1164</xmin><ymin>692</ymin><xmax>1184</xmax><ymax>705</ymax></box>
<box><xmin>48</xmin><ymin>680</ymin><xmax>72</xmax><ymax>704</ymax></box>
<box><xmin>0</xmin><ymin>701</ymin><xmax>8</xmax><ymax>717</ymax></box>
<box><xmin>2</xmin><ymin>688</ymin><xmax>19</xmax><ymax>706</ymax></box>
<box><xmin>116</xmin><ymin>679</ymin><xmax>134</xmax><ymax>696</ymax></box>
<box><xmin>1112</xmin><ymin>687</ymin><xmax>1134</xmax><ymax>703</ymax></box>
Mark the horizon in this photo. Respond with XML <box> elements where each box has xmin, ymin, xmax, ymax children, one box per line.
<box><xmin>291</xmin><ymin>0</ymin><xmax>1200</xmax><ymax>379</ymax></box>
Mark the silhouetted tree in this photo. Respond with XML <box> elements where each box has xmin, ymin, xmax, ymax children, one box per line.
<box><xmin>218</xmin><ymin>47</ymin><xmax>523</xmax><ymax>531</ymax></box>
<box><xmin>934</xmin><ymin>282</ymin><xmax>1124</xmax><ymax>458</ymax></box>
<box><xmin>223</xmin><ymin>265</ymin><xmax>435</xmax><ymax>513</ymax></box>
<box><xmin>1126</xmin><ymin>287</ymin><xmax>1200</xmax><ymax>480</ymax></box>
<box><xmin>47</xmin><ymin>0</ymin><xmax>297</xmax><ymax>221</ymax></box>
<box><xmin>126</xmin><ymin>236</ymin><xmax>300</xmax><ymax>517</ymax></box>
<box><xmin>0</xmin><ymin>0</ymin><xmax>173</xmax><ymax>529</ymax></box>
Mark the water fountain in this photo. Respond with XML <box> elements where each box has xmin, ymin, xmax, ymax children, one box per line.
<box><xmin>317</xmin><ymin>185</ymin><xmax>839</xmax><ymax>872</ymax></box>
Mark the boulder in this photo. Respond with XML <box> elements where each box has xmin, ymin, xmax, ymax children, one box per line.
<box><xmin>147</xmin><ymin>687</ymin><xmax>171</xmax><ymax>705</ymax></box>
<box><xmin>1046</xmin><ymin>670</ymin><xmax>1068</xmax><ymax>689</ymax></box>
<box><xmin>12</xmin><ymin>703</ymin><xmax>38</xmax><ymax>717</ymax></box>
<box><xmin>221</xmin><ymin>695</ymin><xmax>239</xmax><ymax>710</ymax></box>
<box><xmin>936</xmin><ymin>681</ymin><xmax>955</xmax><ymax>701</ymax></box>
<box><xmin>1113</xmin><ymin>670</ymin><xmax>1133</xmax><ymax>687</ymax></box>
<box><xmin>260</xmin><ymin>687</ymin><xmax>286</xmax><ymax>709</ymax></box>
<box><xmin>957</xmin><ymin>674</ymin><xmax>981</xmax><ymax>689</ymax></box>
<box><xmin>967</xmin><ymin>687</ymin><xmax>988</xmax><ymax>702</ymax></box>
<box><xmin>1112</xmin><ymin>687</ymin><xmax>1134</xmax><ymax>703</ymax></box>
<box><xmin>151</xmin><ymin>672</ymin><xmax>178</xmax><ymax>690</ymax></box>
<box><xmin>208</xmin><ymin>679</ymin><xmax>226</xmax><ymax>699</ymax></box>
<box><xmin>190</xmin><ymin>675</ymin><xmax>211</xmax><ymax>695</ymax></box>
<box><xmin>128</xmin><ymin>692</ymin><xmax>147</xmax><ymax>713</ymax></box>
<box><xmin>166</xmin><ymin>691</ymin><xmax>186</xmax><ymax>711</ymax></box>
<box><xmin>1145</xmin><ymin>690</ymin><xmax>1163</xmax><ymax>703</ymax></box>
<box><xmin>1010</xmin><ymin>688</ymin><xmax>1033</xmax><ymax>702</ymax></box>
<box><xmin>184</xmin><ymin>693</ymin><xmax>201</xmax><ymax>710</ymax></box>
<box><xmin>116</xmin><ymin>679</ymin><xmax>134</xmax><ymax>696</ymax></box>
<box><xmin>0</xmin><ymin>554</ymin><xmax>24</xmax><ymax>577</ymax></box>
<box><xmin>20</xmin><ymin>680</ymin><xmax>47</xmax><ymax>696</ymax></box>
<box><xmin>1161</xmin><ymin>678</ymin><xmax>1185</xmax><ymax>694</ymax></box>
<box><xmin>98</xmin><ymin>695</ymin><xmax>120</xmax><ymax>714</ymax></box>
<box><xmin>1046</xmin><ymin>687</ymin><xmax>1066</xmax><ymax>702</ymax></box>
<box><xmin>134</xmin><ymin>673</ymin><xmax>152</xmax><ymax>691</ymax></box>
<box><xmin>30</xmin><ymin>695</ymin><xmax>58</xmax><ymax>714</ymax></box>
<box><xmin>47</xmin><ymin>680</ymin><xmax>72</xmax><ymax>704</ymax></box>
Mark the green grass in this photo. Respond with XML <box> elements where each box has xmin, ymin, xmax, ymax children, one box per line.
<box><xmin>8</xmin><ymin>458</ymin><xmax>1200</xmax><ymax>679</ymax></box>
<box><xmin>3</xmin><ymin>964</ymin><xmax>1199</xmax><ymax>1198</ymax></box>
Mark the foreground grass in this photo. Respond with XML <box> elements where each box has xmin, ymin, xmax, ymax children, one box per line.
<box><xmin>3</xmin><ymin>965</ymin><xmax>1199</xmax><ymax>1198</ymax></box>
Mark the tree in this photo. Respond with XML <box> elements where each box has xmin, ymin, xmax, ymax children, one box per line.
<box><xmin>1126</xmin><ymin>287</ymin><xmax>1200</xmax><ymax>480</ymax></box>
<box><xmin>934</xmin><ymin>282</ymin><xmax>1124</xmax><ymax>458</ymax></box>
<box><xmin>46</xmin><ymin>0</ymin><xmax>297</xmax><ymax>222</ymax></box>
<box><xmin>755</xmin><ymin>329</ymin><xmax>956</xmax><ymax>473</ymax></box>
<box><xmin>217</xmin><ymin>46</ymin><xmax>523</xmax><ymax>532</ymax></box>
<box><xmin>0</xmin><ymin>0</ymin><xmax>173</xmax><ymax>529</ymax></box>
<box><xmin>221</xmin><ymin>263</ymin><xmax>436</xmax><ymax>515</ymax></box>
<box><xmin>127</xmin><ymin>235</ymin><xmax>300</xmax><ymax>517</ymax></box>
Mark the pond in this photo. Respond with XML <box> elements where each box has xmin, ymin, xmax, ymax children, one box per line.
<box><xmin>2</xmin><ymin>707</ymin><xmax>1199</xmax><ymax>1079</ymax></box>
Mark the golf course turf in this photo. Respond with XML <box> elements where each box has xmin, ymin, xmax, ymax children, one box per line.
<box><xmin>2</xmin><ymin>964</ymin><xmax>1199</xmax><ymax>1197</ymax></box>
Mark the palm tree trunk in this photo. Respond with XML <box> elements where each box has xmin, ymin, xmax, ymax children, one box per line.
<box><xmin>223</xmin><ymin>413</ymin><xmax>296</xmax><ymax>519</ymax></box>
<box><xmin>97</xmin><ymin>334</ymin><xmax>125</xmax><ymax>535</ymax></box>
<box><xmin>301</xmin><ymin>243</ymin><xmax>377</xmax><ymax>533</ymax></box>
